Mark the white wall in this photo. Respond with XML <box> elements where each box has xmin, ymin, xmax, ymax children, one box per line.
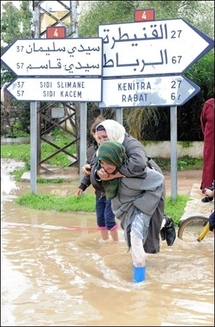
<box><xmin>144</xmin><ymin>141</ymin><xmax>203</xmax><ymax>158</ymax></box>
<box><xmin>1</xmin><ymin>137</ymin><xmax>203</xmax><ymax>158</ymax></box>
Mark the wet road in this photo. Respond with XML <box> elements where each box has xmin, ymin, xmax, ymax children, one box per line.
<box><xmin>1</xmin><ymin>160</ymin><xmax>214</xmax><ymax>326</ymax></box>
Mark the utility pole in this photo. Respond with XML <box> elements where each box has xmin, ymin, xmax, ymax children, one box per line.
<box><xmin>30</xmin><ymin>0</ymin><xmax>41</xmax><ymax>193</ymax></box>
<box><xmin>30</xmin><ymin>1</ymin><xmax>84</xmax><ymax>192</ymax></box>
<box><xmin>70</xmin><ymin>1</ymin><xmax>87</xmax><ymax>182</ymax></box>
<box><xmin>71</xmin><ymin>1</ymin><xmax>78</xmax><ymax>37</ymax></box>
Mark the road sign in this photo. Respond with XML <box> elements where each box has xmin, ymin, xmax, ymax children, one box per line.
<box><xmin>99</xmin><ymin>75</ymin><xmax>200</xmax><ymax>108</ymax></box>
<box><xmin>46</xmin><ymin>26</ymin><xmax>66</xmax><ymax>38</ymax></box>
<box><xmin>98</xmin><ymin>18</ymin><xmax>214</xmax><ymax>77</ymax></box>
<box><xmin>6</xmin><ymin>77</ymin><xmax>102</xmax><ymax>102</ymax></box>
<box><xmin>134</xmin><ymin>9</ymin><xmax>155</xmax><ymax>22</ymax></box>
<box><xmin>1</xmin><ymin>38</ymin><xmax>103</xmax><ymax>76</ymax></box>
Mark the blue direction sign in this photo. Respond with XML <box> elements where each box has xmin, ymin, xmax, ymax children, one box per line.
<box><xmin>99</xmin><ymin>75</ymin><xmax>200</xmax><ymax>108</ymax></box>
<box><xmin>1</xmin><ymin>38</ymin><xmax>103</xmax><ymax>76</ymax></box>
<box><xmin>6</xmin><ymin>77</ymin><xmax>102</xmax><ymax>102</ymax></box>
<box><xmin>98</xmin><ymin>18</ymin><xmax>214</xmax><ymax>77</ymax></box>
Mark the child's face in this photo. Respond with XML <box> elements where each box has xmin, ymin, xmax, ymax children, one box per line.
<box><xmin>92</xmin><ymin>132</ymin><xmax>99</xmax><ymax>144</ymax></box>
<box><xmin>99</xmin><ymin>160</ymin><xmax>116</xmax><ymax>174</ymax></box>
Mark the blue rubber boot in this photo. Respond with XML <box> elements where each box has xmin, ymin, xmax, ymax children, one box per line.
<box><xmin>133</xmin><ymin>266</ymin><xmax>146</xmax><ymax>283</ymax></box>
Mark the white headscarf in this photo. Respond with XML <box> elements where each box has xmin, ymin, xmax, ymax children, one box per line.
<box><xmin>96</xmin><ymin>119</ymin><xmax>126</xmax><ymax>144</ymax></box>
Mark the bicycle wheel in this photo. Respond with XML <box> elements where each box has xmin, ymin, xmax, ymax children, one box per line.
<box><xmin>177</xmin><ymin>215</ymin><xmax>210</xmax><ymax>242</ymax></box>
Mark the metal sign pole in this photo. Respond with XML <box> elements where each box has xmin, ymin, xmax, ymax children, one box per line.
<box><xmin>29</xmin><ymin>2</ymin><xmax>40</xmax><ymax>194</ymax></box>
<box><xmin>30</xmin><ymin>102</ymin><xmax>37</xmax><ymax>194</ymax></box>
<box><xmin>170</xmin><ymin>106</ymin><xmax>178</xmax><ymax>200</ymax></box>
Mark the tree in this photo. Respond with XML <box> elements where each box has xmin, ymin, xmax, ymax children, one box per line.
<box><xmin>1</xmin><ymin>1</ymin><xmax>33</xmax><ymax>136</ymax></box>
<box><xmin>79</xmin><ymin>1</ymin><xmax>214</xmax><ymax>38</ymax></box>
<box><xmin>1</xmin><ymin>1</ymin><xmax>33</xmax><ymax>84</ymax></box>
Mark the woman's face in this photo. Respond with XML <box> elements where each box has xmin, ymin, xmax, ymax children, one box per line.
<box><xmin>99</xmin><ymin>160</ymin><xmax>116</xmax><ymax>174</ymax></box>
<box><xmin>96</xmin><ymin>130</ymin><xmax>109</xmax><ymax>143</ymax></box>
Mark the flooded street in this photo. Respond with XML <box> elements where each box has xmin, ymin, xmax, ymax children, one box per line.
<box><xmin>1</xmin><ymin>160</ymin><xmax>214</xmax><ymax>326</ymax></box>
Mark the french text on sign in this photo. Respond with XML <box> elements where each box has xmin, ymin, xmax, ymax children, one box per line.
<box><xmin>98</xmin><ymin>18</ymin><xmax>214</xmax><ymax>77</ymax></box>
<box><xmin>6</xmin><ymin>78</ymin><xmax>102</xmax><ymax>102</ymax></box>
<box><xmin>1</xmin><ymin>38</ymin><xmax>103</xmax><ymax>76</ymax></box>
<box><xmin>99</xmin><ymin>75</ymin><xmax>200</xmax><ymax>108</ymax></box>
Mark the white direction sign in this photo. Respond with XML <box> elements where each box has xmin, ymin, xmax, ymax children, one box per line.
<box><xmin>99</xmin><ymin>75</ymin><xmax>200</xmax><ymax>108</ymax></box>
<box><xmin>6</xmin><ymin>78</ymin><xmax>102</xmax><ymax>102</ymax></box>
<box><xmin>98</xmin><ymin>18</ymin><xmax>214</xmax><ymax>77</ymax></box>
<box><xmin>1</xmin><ymin>38</ymin><xmax>103</xmax><ymax>76</ymax></box>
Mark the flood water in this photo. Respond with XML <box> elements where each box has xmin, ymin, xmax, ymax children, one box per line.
<box><xmin>1</xmin><ymin>160</ymin><xmax>214</xmax><ymax>326</ymax></box>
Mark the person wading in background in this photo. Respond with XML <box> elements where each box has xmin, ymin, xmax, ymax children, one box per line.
<box><xmin>76</xmin><ymin>116</ymin><xmax>119</xmax><ymax>242</ymax></box>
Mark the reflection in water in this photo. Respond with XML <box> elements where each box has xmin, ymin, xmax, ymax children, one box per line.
<box><xmin>1</xmin><ymin>161</ymin><xmax>214</xmax><ymax>326</ymax></box>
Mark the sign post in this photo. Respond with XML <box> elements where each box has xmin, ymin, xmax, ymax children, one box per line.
<box><xmin>98</xmin><ymin>17</ymin><xmax>214</xmax><ymax>200</ymax></box>
<box><xmin>1</xmin><ymin>16</ymin><xmax>214</xmax><ymax>198</ymax></box>
<box><xmin>1</xmin><ymin>36</ymin><xmax>103</xmax><ymax>194</ymax></box>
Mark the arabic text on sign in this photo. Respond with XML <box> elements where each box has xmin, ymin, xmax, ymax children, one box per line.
<box><xmin>1</xmin><ymin>38</ymin><xmax>103</xmax><ymax>76</ymax></box>
<box><xmin>98</xmin><ymin>19</ymin><xmax>213</xmax><ymax>76</ymax></box>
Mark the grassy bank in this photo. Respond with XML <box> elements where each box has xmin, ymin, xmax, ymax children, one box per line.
<box><xmin>14</xmin><ymin>192</ymin><xmax>189</xmax><ymax>226</ymax></box>
<box><xmin>1</xmin><ymin>141</ymin><xmax>203</xmax><ymax>180</ymax></box>
<box><xmin>1</xmin><ymin>138</ymin><xmax>200</xmax><ymax>226</ymax></box>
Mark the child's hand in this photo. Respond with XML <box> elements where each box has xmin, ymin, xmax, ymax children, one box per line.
<box><xmin>76</xmin><ymin>188</ymin><xmax>83</xmax><ymax>197</ymax></box>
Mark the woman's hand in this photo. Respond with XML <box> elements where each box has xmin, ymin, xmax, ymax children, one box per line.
<box><xmin>82</xmin><ymin>164</ymin><xmax>91</xmax><ymax>176</ymax></box>
<box><xmin>96</xmin><ymin>168</ymin><xmax>109</xmax><ymax>180</ymax></box>
<box><xmin>97</xmin><ymin>169</ymin><xmax>124</xmax><ymax>180</ymax></box>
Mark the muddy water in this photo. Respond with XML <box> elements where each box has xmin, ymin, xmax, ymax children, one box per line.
<box><xmin>1</xmin><ymin>161</ymin><xmax>214</xmax><ymax>326</ymax></box>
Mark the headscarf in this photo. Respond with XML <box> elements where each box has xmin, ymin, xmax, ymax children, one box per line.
<box><xmin>96</xmin><ymin>119</ymin><xmax>126</xmax><ymax>144</ymax></box>
<box><xmin>97</xmin><ymin>141</ymin><xmax>127</xmax><ymax>199</ymax></box>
